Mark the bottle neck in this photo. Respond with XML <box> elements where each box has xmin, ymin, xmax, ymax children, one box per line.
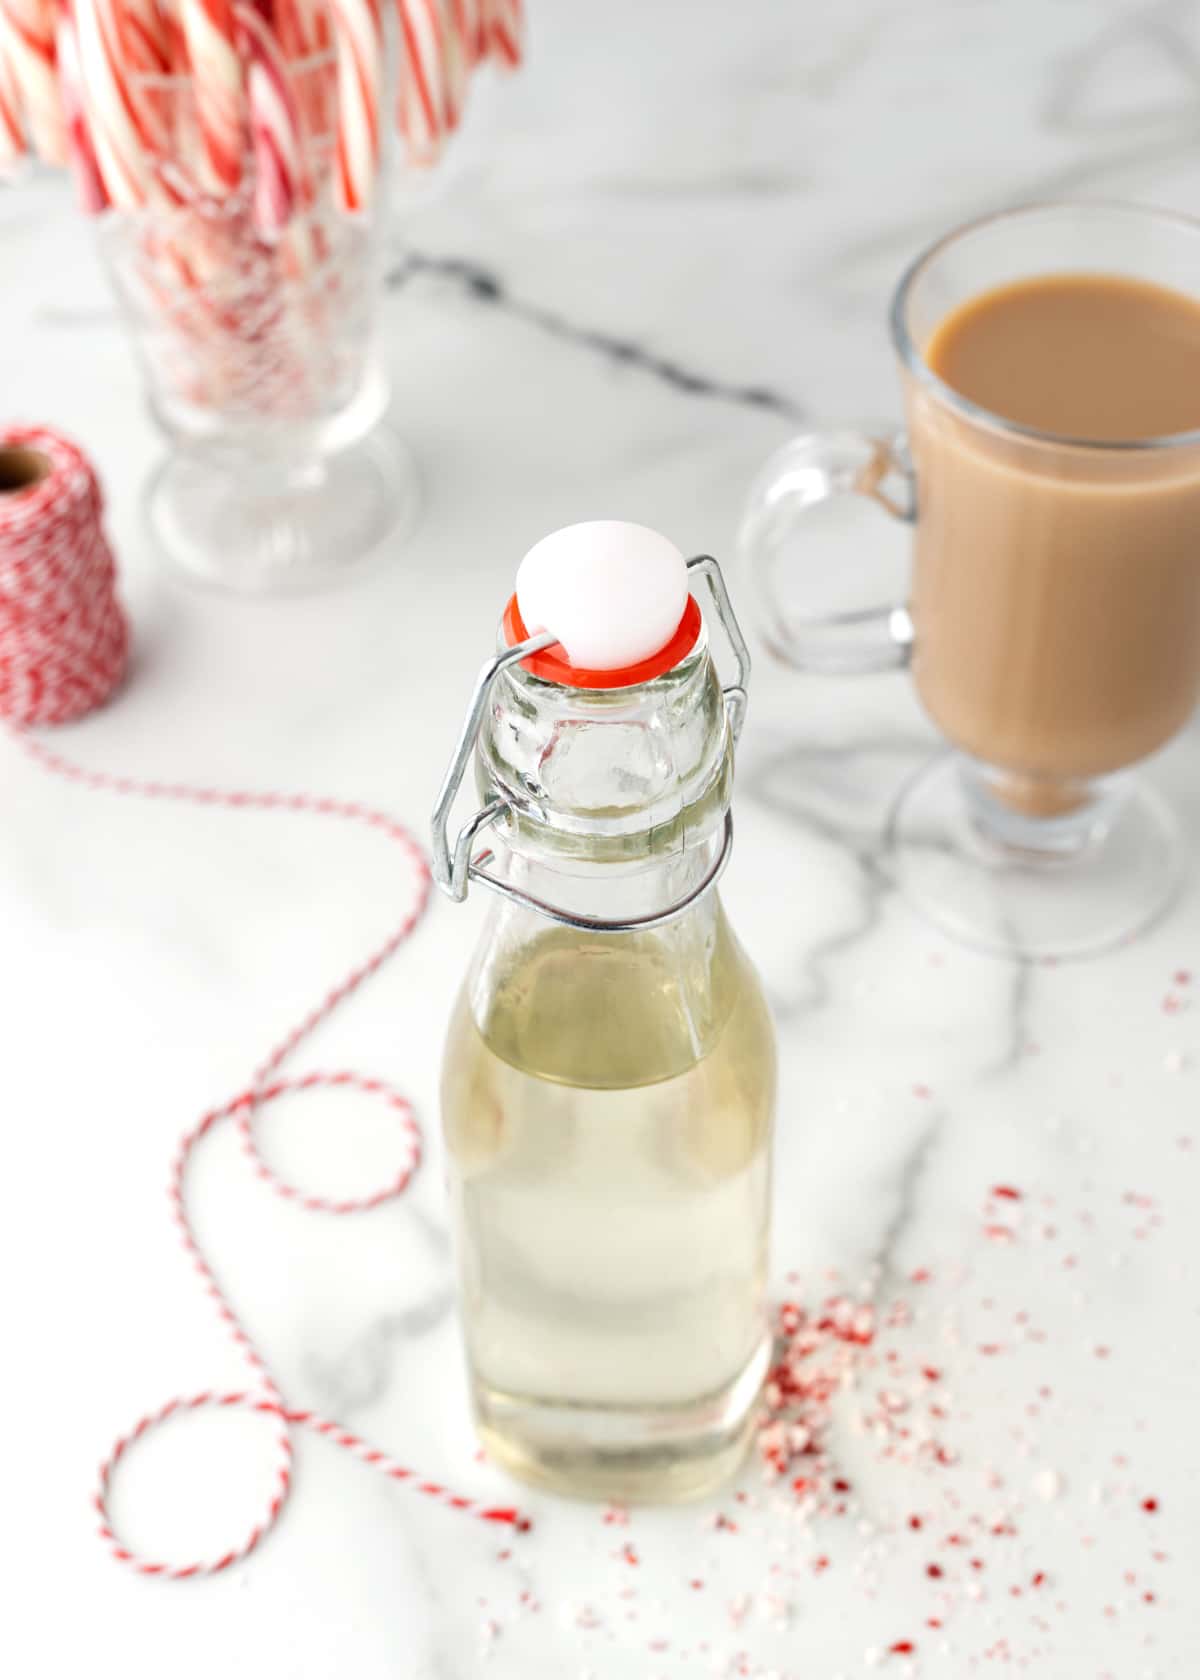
<box><xmin>489</xmin><ymin>823</ymin><xmax>726</xmax><ymax>927</ymax></box>
<box><xmin>478</xmin><ymin>627</ymin><xmax>732</xmax><ymax>866</ymax></box>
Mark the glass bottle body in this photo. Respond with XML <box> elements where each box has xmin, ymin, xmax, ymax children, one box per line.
<box><xmin>441</xmin><ymin>841</ymin><xmax>775</xmax><ymax>1502</ymax></box>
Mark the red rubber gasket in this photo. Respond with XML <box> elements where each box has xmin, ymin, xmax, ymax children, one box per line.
<box><xmin>502</xmin><ymin>593</ymin><xmax>701</xmax><ymax>689</ymax></box>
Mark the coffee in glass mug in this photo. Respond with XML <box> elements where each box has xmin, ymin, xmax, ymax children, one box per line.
<box><xmin>740</xmin><ymin>203</ymin><xmax>1200</xmax><ymax>959</ymax></box>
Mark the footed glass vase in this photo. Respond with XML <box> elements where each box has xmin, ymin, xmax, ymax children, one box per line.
<box><xmin>98</xmin><ymin>57</ymin><xmax>418</xmax><ymax>596</ymax></box>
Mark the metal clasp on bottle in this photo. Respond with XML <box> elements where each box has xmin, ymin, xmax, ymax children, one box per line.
<box><xmin>430</xmin><ymin>555</ymin><xmax>751</xmax><ymax>934</ymax></box>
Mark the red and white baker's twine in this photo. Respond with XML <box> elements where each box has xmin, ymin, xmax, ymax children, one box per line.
<box><xmin>22</xmin><ymin>736</ymin><xmax>533</xmax><ymax>1577</ymax></box>
<box><xmin>0</xmin><ymin>427</ymin><xmax>128</xmax><ymax>727</ymax></box>
<box><xmin>2</xmin><ymin>431</ymin><xmax>530</xmax><ymax>1575</ymax></box>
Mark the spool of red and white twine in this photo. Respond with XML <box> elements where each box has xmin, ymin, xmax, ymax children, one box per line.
<box><xmin>4</xmin><ymin>426</ymin><xmax>530</xmax><ymax>1578</ymax></box>
<box><xmin>0</xmin><ymin>426</ymin><xmax>128</xmax><ymax>726</ymax></box>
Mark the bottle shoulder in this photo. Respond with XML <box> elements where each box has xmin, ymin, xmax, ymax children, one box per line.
<box><xmin>444</xmin><ymin>901</ymin><xmax>773</xmax><ymax>1093</ymax></box>
<box><xmin>440</xmin><ymin>906</ymin><xmax>775</xmax><ymax>1184</ymax></box>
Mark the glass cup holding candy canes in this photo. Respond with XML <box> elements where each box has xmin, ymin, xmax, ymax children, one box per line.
<box><xmin>100</xmin><ymin>45</ymin><xmax>415</xmax><ymax>594</ymax></box>
<box><xmin>30</xmin><ymin>0</ymin><xmax>527</xmax><ymax>594</ymax></box>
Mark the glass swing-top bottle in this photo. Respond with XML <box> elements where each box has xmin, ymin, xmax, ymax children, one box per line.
<box><xmin>432</xmin><ymin>522</ymin><xmax>775</xmax><ymax>1502</ymax></box>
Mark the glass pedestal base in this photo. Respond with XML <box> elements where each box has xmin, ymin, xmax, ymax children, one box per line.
<box><xmin>884</xmin><ymin>752</ymin><xmax>1182</xmax><ymax>961</ymax></box>
<box><xmin>145</xmin><ymin>423</ymin><xmax>420</xmax><ymax>597</ymax></box>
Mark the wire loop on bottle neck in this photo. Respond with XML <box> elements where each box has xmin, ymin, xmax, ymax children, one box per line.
<box><xmin>466</xmin><ymin>808</ymin><xmax>734</xmax><ymax>933</ymax></box>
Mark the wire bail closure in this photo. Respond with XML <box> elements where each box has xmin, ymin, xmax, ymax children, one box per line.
<box><xmin>430</xmin><ymin>555</ymin><xmax>751</xmax><ymax>933</ymax></box>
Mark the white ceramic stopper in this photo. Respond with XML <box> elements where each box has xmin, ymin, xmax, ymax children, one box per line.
<box><xmin>515</xmin><ymin>521</ymin><xmax>689</xmax><ymax>669</ymax></box>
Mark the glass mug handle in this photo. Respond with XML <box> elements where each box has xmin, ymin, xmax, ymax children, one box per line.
<box><xmin>738</xmin><ymin>429</ymin><xmax>917</xmax><ymax>674</ymax></box>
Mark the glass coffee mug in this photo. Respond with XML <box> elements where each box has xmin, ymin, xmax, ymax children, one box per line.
<box><xmin>740</xmin><ymin>202</ymin><xmax>1200</xmax><ymax>959</ymax></box>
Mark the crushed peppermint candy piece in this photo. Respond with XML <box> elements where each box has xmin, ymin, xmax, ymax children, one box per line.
<box><xmin>1032</xmin><ymin>1469</ymin><xmax>1063</xmax><ymax>1502</ymax></box>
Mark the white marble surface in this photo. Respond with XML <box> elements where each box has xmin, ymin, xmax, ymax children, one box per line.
<box><xmin>3</xmin><ymin>2</ymin><xmax>1200</xmax><ymax>1675</ymax></box>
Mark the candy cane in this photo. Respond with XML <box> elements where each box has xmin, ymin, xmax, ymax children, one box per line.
<box><xmin>178</xmin><ymin>0</ymin><xmax>242</xmax><ymax>191</ymax></box>
<box><xmin>115</xmin><ymin>0</ymin><xmax>171</xmax><ymax>150</ymax></box>
<box><xmin>0</xmin><ymin>0</ymin><xmax>64</xmax><ymax>162</ymax></box>
<box><xmin>441</xmin><ymin>0</ymin><xmax>467</xmax><ymax>132</ymax></box>
<box><xmin>449</xmin><ymin>0</ymin><xmax>481</xmax><ymax>67</ymax></box>
<box><xmin>0</xmin><ymin>26</ymin><xmax>24</xmax><ymax>162</ymax></box>
<box><xmin>396</xmin><ymin>0</ymin><xmax>443</xmax><ymax>165</ymax></box>
<box><xmin>55</xmin><ymin>1</ymin><xmax>108</xmax><ymax>209</ymax></box>
<box><xmin>73</xmin><ymin>0</ymin><xmax>161</xmax><ymax>204</ymax></box>
<box><xmin>235</xmin><ymin>1</ymin><xmax>302</xmax><ymax>235</ymax></box>
<box><xmin>120</xmin><ymin>0</ymin><xmax>169</xmax><ymax>74</ymax></box>
<box><xmin>482</xmin><ymin>0</ymin><xmax>520</xmax><ymax>68</ymax></box>
<box><xmin>329</xmin><ymin>0</ymin><xmax>380</xmax><ymax>210</ymax></box>
<box><xmin>274</xmin><ymin>0</ymin><xmax>331</xmax><ymax>142</ymax></box>
<box><xmin>157</xmin><ymin>0</ymin><xmax>188</xmax><ymax>71</ymax></box>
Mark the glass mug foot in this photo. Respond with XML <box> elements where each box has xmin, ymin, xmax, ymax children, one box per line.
<box><xmin>884</xmin><ymin>753</ymin><xmax>1182</xmax><ymax>960</ymax></box>
<box><xmin>145</xmin><ymin>423</ymin><xmax>421</xmax><ymax>597</ymax></box>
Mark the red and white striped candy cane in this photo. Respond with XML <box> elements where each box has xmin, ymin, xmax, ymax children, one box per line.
<box><xmin>236</xmin><ymin>0</ymin><xmax>304</xmax><ymax>235</ymax></box>
<box><xmin>17</xmin><ymin>735</ymin><xmax>533</xmax><ymax>1576</ymax></box>
<box><xmin>441</xmin><ymin>0</ymin><xmax>469</xmax><ymax>133</ymax></box>
<box><xmin>72</xmin><ymin>0</ymin><xmax>165</xmax><ymax>205</ymax></box>
<box><xmin>120</xmin><ymin>0</ymin><xmax>170</xmax><ymax>72</ymax></box>
<box><xmin>482</xmin><ymin>0</ymin><xmax>521</xmax><ymax>69</ymax></box>
<box><xmin>396</xmin><ymin>0</ymin><xmax>444</xmax><ymax>165</ymax></box>
<box><xmin>178</xmin><ymin>0</ymin><xmax>243</xmax><ymax>191</ymax></box>
<box><xmin>330</xmin><ymin>0</ymin><xmax>380</xmax><ymax>210</ymax></box>
<box><xmin>274</xmin><ymin>0</ymin><xmax>332</xmax><ymax>142</ymax></box>
<box><xmin>156</xmin><ymin>0</ymin><xmax>188</xmax><ymax>73</ymax></box>
<box><xmin>0</xmin><ymin>0</ymin><xmax>64</xmax><ymax>162</ymax></box>
<box><xmin>113</xmin><ymin>0</ymin><xmax>172</xmax><ymax>152</ymax></box>
<box><xmin>55</xmin><ymin>0</ymin><xmax>108</xmax><ymax>210</ymax></box>
<box><xmin>274</xmin><ymin>0</ymin><xmax>321</xmax><ymax>59</ymax></box>
<box><xmin>449</xmin><ymin>0</ymin><xmax>482</xmax><ymax>68</ymax></box>
<box><xmin>0</xmin><ymin>23</ymin><xmax>24</xmax><ymax>161</ymax></box>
